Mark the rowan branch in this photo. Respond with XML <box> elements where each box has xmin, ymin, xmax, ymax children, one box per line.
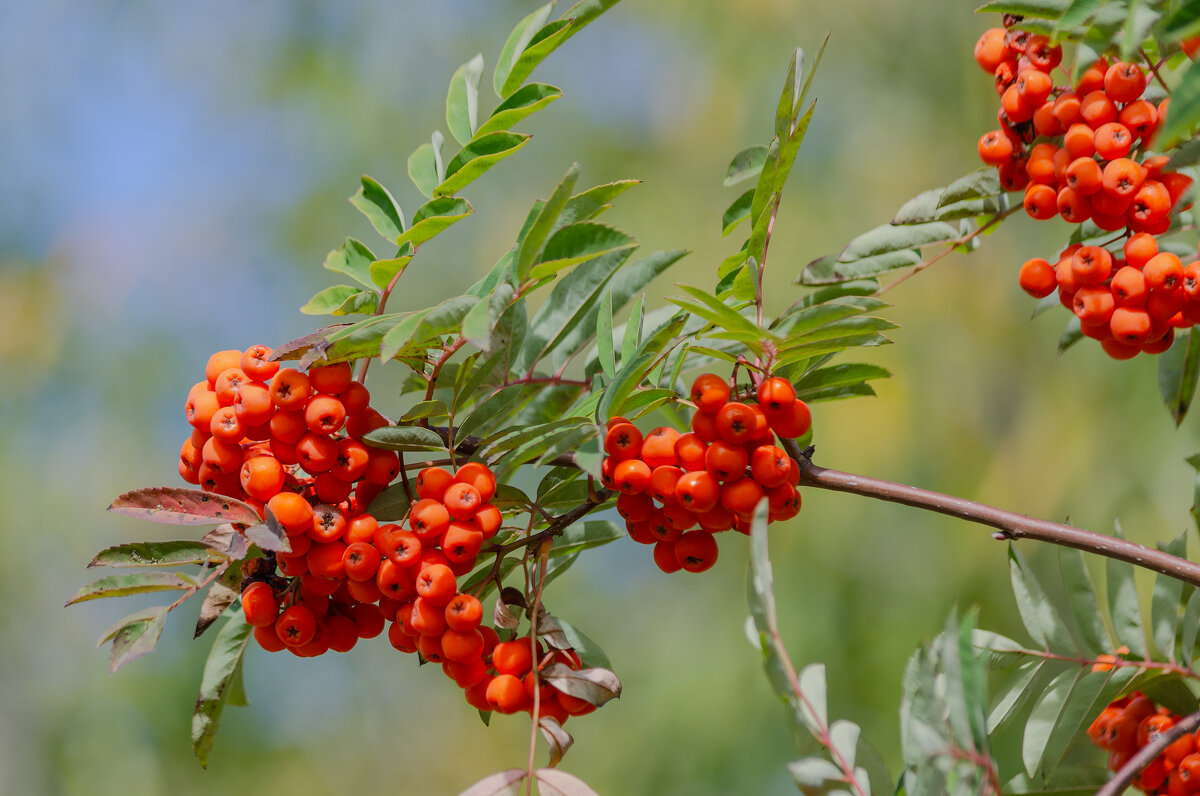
<box><xmin>779</xmin><ymin>438</ymin><xmax>1200</xmax><ymax>587</ymax></box>
<box><xmin>1098</xmin><ymin>709</ymin><xmax>1200</xmax><ymax>796</ymax></box>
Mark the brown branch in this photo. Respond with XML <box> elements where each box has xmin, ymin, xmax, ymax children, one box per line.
<box><xmin>1098</xmin><ymin>709</ymin><xmax>1200</xmax><ymax>796</ymax></box>
<box><xmin>992</xmin><ymin>647</ymin><xmax>1200</xmax><ymax>681</ymax></box>
<box><xmin>779</xmin><ymin>438</ymin><xmax>1200</xmax><ymax>587</ymax></box>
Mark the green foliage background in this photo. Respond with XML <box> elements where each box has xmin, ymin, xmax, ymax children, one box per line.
<box><xmin>2</xmin><ymin>1</ymin><xmax>1198</xmax><ymax>793</ymax></box>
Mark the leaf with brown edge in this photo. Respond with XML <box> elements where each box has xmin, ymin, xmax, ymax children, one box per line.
<box><xmin>192</xmin><ymin>613</ymin><xmax>253</xmax><ymax>768</ymax></box>
<box><xmin>455</xmin><ymin>769</ymin><xmax>526</xmax><ymax>796</ymax></box>
<box><xmin>534</xmin><ymin>768</ymin><xmax>600</xmax><ymax>796</ymax></box>
<box><xmin>67</xmin><ymin>572</ymin><xmax>196</xmax><ymax>606</ymax></box>
<box><xmin>98</xmin><ymin>606</ymin><xmax>168</xmax><ymax>674</ymax></box>
<box><xmin>201</xmin><ymin>524</ymin><xmax>250</xmax><ymax>559</ymax></box>
<box><xmin>108</xmin><ymin>487</ymin><xmax>261</xmax><ymax>526</ymax></box>
<box><xmin>242</xmin><ymin>508</ymin><xmax>291</xmax><ymax>553</ymax></box>
<box><xmin>89</xmin><ymin>540</ymin><xmax>228</xmax><ymax>568</ymax></box>
<box><xmin>195</xmin><ymin>561</ymin><xmax>241</xmax><ymax>639</ymax></box>
<box><xmin>540</xmin><ymin>663</ymin><xmax>621</xmax><ymax>707</ymax></box>
<box><xmin>269</xmin><ymin>326</ymin><xmax>346</xmax><ymax>362</ymax></box>
<box><xmin>538</xmin><ymin>715</ymin><xmax>574</xmax><ymax>768</ymax></box>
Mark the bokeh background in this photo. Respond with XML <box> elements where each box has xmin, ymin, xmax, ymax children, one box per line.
<box><xmin>4</xmin><ymin>1</ymin><xmax>1199</xmax><ymax>793</ymax></box>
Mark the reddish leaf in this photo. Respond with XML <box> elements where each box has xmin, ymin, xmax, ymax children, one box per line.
<box><xmin>455</xmin><ymin>769</ymin><xmax>526</xmax><ymax>796</ymax></box>
<box><xmin>534</xmin><ymin>769</ymin><xmax>600</xmax><ymax>796</ymax></box>
<box><xmin>538</xmin><ymin>716</ymin><xmax>574</xmax><ymax>767</ymax></box>
<box><xmin>108</xmin><ymin>487</ymin><xmax>261</xmax><ymax>526</ymax></box>
<box><xmin>540</xmin><ymin>664</ymin><xmax>621</xmax><ymax>708</ymax></box>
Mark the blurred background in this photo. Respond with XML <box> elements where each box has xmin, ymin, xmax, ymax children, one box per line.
<box><xmin>3</xmin><ymin>1</ymin><xmax>1198</xmax><ymax>793</ymax></box>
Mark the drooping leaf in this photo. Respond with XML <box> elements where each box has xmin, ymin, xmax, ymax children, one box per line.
<box><xmin>446</xmin><ymin>54</ymin><xmax>485</xmax><ymax>146</ymax></box>
<box><xmin>349</xmin><ymin>176</ymin><xmax>405</xmax><ymax>242</ymax></box>
<box><xmin>408</xmin><ymin>130</ymin><xmax>446</xmax><ymax>199</ymax></box>
<box><xmin>1159</xmin><ymin>328</ymin><xmax>1200</xmax><ymax>426</ymax></box>
<box><xmin>97</xmin><ymin>605</ymin><xmax>168</xmax><ymax>673</ymax></box>
<box><xmin>1152</xmin><ymin>531</ymin><xmax>1189</xmax><ymax>662</ymax></box>
<box><xmin>191</xmin><ymin>613</ymin><xmax>253</xmax><ymax>767</ymax></box>
<box><xmin>476</xmin><ymin>83</ymin><xmax>563</xmax><ymax>138</ymax></box>
<box><xmin>892</xmin><ymin>187</ymin><xmax>1008</xmax><ymax>225</ymax></box>
<box><xmin>987</xmin><ymin>660</ymin><xmax>1046</xmax><ymax>733</ymax></box>
<box><xmin>89</xmin><ymin>540</ymin><xmax>227</xmax><ymax>568</ymax></box>
<box><xmin>67</xmin><ymin>571</ymin><xmax>195</xmax><ymax>605</ymax></box>
<box><xmin>108</xmin><ymin>487</ymin><xmax>262</xmax><ymax>526</ymax></box>
<box><xmin>1009</xmin><ymin>546</ymin><xmax>1079</xmax><ymax>653</ymax></box>
<box><xmin>540</xmin><ymin>664</ymin><xmax>621</xmax><ymax>707</ymax></box>
<box><xmin>937</xmin><ymin>167</ymin><xmax>1003</xmax><ymax>207</ymax></box>
<box><xmin>1058</xmin><ymin>548</ymin><xmax>1111</xmax><ymax>658</ymax></box>
<box><xmin>839</xmin><ymin>221</ymin><xmax>959</xmax><ymax>261</ymax></box>
<box><xmin>1107</xmin><ymin>522</ymin><xmax>1148</xmax><ymax>658</ymax></box>
<box><xmin>396</xmin><ymin>197</ymin><xmax>474</xmax><ymax>250</ymax></box>
<box><xmin>195</xmin><ymin>563</ymin><xmax>241</xmax><ymax>639</ymax></box>
<box><xmin>800</xmin><ymin>250</ymin><xmax>923</xmax><ymax>285</ymax></box>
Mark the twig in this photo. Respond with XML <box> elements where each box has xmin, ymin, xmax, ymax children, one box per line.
<box><xmin>779</xmin><ymin>438</ymin><xmax>1200</xmax><ymax>587</ymax></box>
<box><xmin>880</xmin><ymin>206</ymin><xmax>1020</xmax><ymax>295</ymax></box>
<box><xmin>1141</xmin><ymin>48</ymin><xmax>1170</xmax><ymax>94</ymax></box>
<box><xmin>1098</xmin><ymin>709</ymin><xmax>1200</xmax><ymax>796</ymax></box>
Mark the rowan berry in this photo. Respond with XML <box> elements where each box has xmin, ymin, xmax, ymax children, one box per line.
<box><xmin>409</xmin><ymin>597</ymin><xmax>448</xmax><ymax>636</ymax></box>
<box><xmin>324</xmin><ymin>614</ymin><xmax>359</xmax><ymax>653</ymax></box>
<box><xmin>415</xmin><ymin>563</ymin><xmax>457</xmax><ymax>605</ymax></box>
<box><xmin>445</xmin><ymin>593</ymin><xmax>483</xmax><ymax>631</ymax></box>
<box><xmin>1104</xmin><ymin>61</ymin><xmax>1147</xmax><ymax>103</ymax></box>
<box><xmin>978</xmin><ymin>130</ymin><xmax>1014</xmax><ymax>165</ymax></box>
<box><xmin>275</xmin><ymin>604</ymin><xmax>318</xmax><ymax>648</ymax></box>
<box><xmin>487</xmin><ymin>674</ymin><xmax>528</xmax><ymax>714</ymax></box>
<box><xmin>1017</xmin><ymin>258</ymin><xmax>1057</xmax><ymax>298</ymax></box>
<box><xmin>690</xmin><ymin>408</ymin><xmax>721</xmax><ymax>442</ymax></box>
<box><xmin>307</xmin><ymin>362</ymin><xmax>353</xmax><ymax>395</ymax></box>
<box><xmin>766</xmin><ymin>399</ymin><xmax>812</xmax><ymax>439</ymax></box>
<box><xmin>453</xmin><ymin>462</ymin><xmax>497</xmax><ymax>503</ymax></box>
<box><xmin>254</xmin><ymin>624</ymin><xmax>287</xmax><ymax>652</ymax></box>
<box><xmin>311</xmin><ymin>504</ymin><xmax>347</xmax><ymax>543</ymax></box>
<box><xmin>1145</xmin><ymin>252</ymin><xmax>1184</xmax><ymax>292</ymax></box>
<box><xmin>617</xmin><ymin>492</ymin><xmax>655</xmax><ymax>523</ymax></box>
<box><xmin>604</xmin><ymin>423</ymin><xmax>643</xmax><ymax>460</ymax></box>
<box><xmin>675</xmin><ymin>531</ymin><xmax>718</xmax><ymax>573</ymax></box>
<box><xmin>649</xmin><ymin>465</ymin><xmax>684</xmax><ymax>504</ymax></box>
<box><xmin>213</xmin><ymin>367</ymin><xmax>250</xmax><ymax>406</ymax></box>
<box><xmin>240</xmin><ymin>581</ymin><xmax>279</xmax><ymax>627</ymax></box>
<box><xmin>613</xmin><ymin>458</ymin><xmax>652</xmax><ymax>494</ymax></box>
<box><xmin>721</xmin><ymin>477</ymin><xmax>765</xmax><ymax>515</ymax></box>
<box><xmin>675</xmin><ymin>470</ymin><xmax>720</xmax><ymax>513</ymax></box>
<box><xmin>416</xmin><ymin>467</ymin><xmax>454</xmax><ymax>500</ymax></box>
<box><xmin>641</xmin><ymin>426</ymin><xmax>681</xmax><ymax>469</ymax></box>
<box><xmin>233</xmin><ymin>383</ymin><xmax>274</xmax><ymax>427</ymax></box>
<box><xmin>442</xmin><ymin>482</ymin><xmax>482</xmax><ymax>520</ymax></box>
<box><xmin>705</xmin><ymin>440</ymin><xmax>748</xmax><ymax>482</ymax></box>
<box><xmin>441</xmin><ymin>521</ymin><xmax>483</xmax><ymax>564</ymax></box>
<box><xmin>652</xmin><ymin>540</ymin><xmax>682</xmax><ymax>573</ymax></box>
<box><xmin>690</xmin><ymin>373</ymin><xmax>730</xmax><ymax>412</ymax></box>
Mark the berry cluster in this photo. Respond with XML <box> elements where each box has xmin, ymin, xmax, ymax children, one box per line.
<box><xmin>601</xmin><ymin>374</ymin><xmax>809</xmax><ymax>574</ymax></box>
<box><xmin>1088</xmin><ymin>691</ymin><xmax>1200</xmax><ymax>794</ymax></box>
<box><xmin>973</xmin><ymin>22</ymin><xmax>1198</xmax><ymax>359</ymax></box>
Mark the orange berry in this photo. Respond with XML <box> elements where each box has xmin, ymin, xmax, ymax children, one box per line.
<box><xmin>613</xmin><ymin>458</ymin><xmax>652</xmax><ymax>494</ymax></box>
<box><xmin>204</xmin><ymin>350</ymin><xmax>242</xmax><ymax>387</ymax></box>
<box><xmin>720</xmin><ymin>477</ymin><xmax>765</xmax><ymax>515</ymax></box>
<box><xmin>442</xmin><ymin>482</ymin><xmax>482</xmax><ymax>520</ymax></box>
<box><xmin>1104</xmin><ymin>61</ymin><xmax>1147</xmax><ymax>103</ymax></box>
<box><xmin>240</xmin><ymin>455</ymin><xmax>285</xmax><ymax>502</ymax></box>
<box><xmin>604</xmin><ymin>423</ymin><xmax>642</xmax><ymax>460</ymax></box>
<box><xmin>453</xmin><ymin>462</ymin><xmax>497</xmax><ymax>503</ymax></box>
<box><xmin>269</xmin><ymin>368</ymin><xmax>312</xmax><ymax>411</ymax></box>
<box><xmin>652</xmin><ymin>539</ymin><xmax>682</xmax><ymax>573</ymax></box>
<box><xmin>674</xmin><ymin>530</ymin><xmax>719</xmax><ymax>573</ymax></box>
<box><xmin>415</xmin><ymin>467</ymin><xmax>453</xmax><ymax>501</ymax></box>
<box><xmin>705</xmin><ymin>440</ymin><xmax>749</xmax><ymax>482</ymax></box>
<box><xmin>304</xmin><ymin>394</ymin><xmax>347</xmax><ymax>436</ymax></box>
<box><xmin>675</xmin><ymin>470</ymin><xmax>720</xmax><ymax>513</ymax></box>
<box><xmin>689</xmin><ymin>373</ymin><xmax>730</xmax><ymax>413</ymax></box>
<box><xmin>1018</xmin><ymin>258</ymin><xmax>1057</xmax><ymax>298</ymax></box>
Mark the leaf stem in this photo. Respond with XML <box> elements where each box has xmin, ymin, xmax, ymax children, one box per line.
<box><xmin>879</xmin><ymin>205</ymin><xmax>1019</xmax><ymax>295</ymax></box>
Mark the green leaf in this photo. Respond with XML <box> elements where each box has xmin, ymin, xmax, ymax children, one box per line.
<box><xmin>498</xmin><ymin>18</ymin><xmax>575</xmax><ymax>97</ymax></box>
<box><xmin>1152</xmin><ymin>531</ymin><xmax>1189</xmax><ymax>662</ymax></box>
<box><xmin>457</xmin><ymin>387</ymin><xmax>527</xmax><ymax>442</ymax></box>
<box><xmin>379</xmin><ymin>295</ymin><xmax>479</xmax><ymax>361</ymax></box>
<box><xmin>97</xmin><ymin>605</ymin><xmax>168</xmax><ymax>673</ymax></box>
<box><xmin>551</xmin><ymin>520</ymin><xmax>624</xmax><ymax>557</ymax></box>
<box><xmin>776</xmin><ymin>296</ymin><xmax>889</xmax><ymax>337</ymax></box>
<box><xmin>1055</xmin><ymin>0</ymin><xmax>1105</xmax><ymax>34</ymax></box>
<box><xmin>89</xmin><ymin>540</ymin><xmax>227</xmax><ymax>568</ymax></box>
<box><xmin>301</xmin><ymin>285</ymin><xmax>371</xmax><ymax>316</ymax></box>
<box><xmin>308</xmin><ymin>312</ymin><xmax>410</xmax><ymax>365</ymax></box>
<box><xmin>746</xmin><ymin>496</ymin><xmax>822</xmax><ymax>755</ymax></box>
<box><xmin>556</xmin><ymin>180</ymin><xmax>641</xmax><ymax>229</ymax></box>
<box><xmin>937</xmin><ymin>167</ymin><xmax>1003</xmax><ymax>207</ymax></box>
<box><xmin>553</xmin><ymin>618</ymin><xmax>611</xmax><ymax>669</ymax></box>
<box><xmin>793</xmin><ymin>363</ymin><xmax>890</xmax><ymax>395</ymax></box>
<box><xmin>988</xmin><ymin>660</ymin><xmax>1046</xmax><ymax>733</ymax></box>
<box><xmin>1009</xmin><ymin>546</ymin><xmax>1078</xmax><ymax>653</ymax></box>
<box><xmin>192</xmin><ymin>612</ymin><xmax>253</xmax><ymax>768</ymax></box>
<box><xmin>749</xmin><ymin>139</ymin><xmax>781</xmax><ymax>227</ymax></box>
<box><xmin>369</xmin><ymin>243</ymin><xmax>415</xmax><ymax>290</ymax></box>
<box><xmin>108</xmin><ymin>486</ymin><xmax>262</xmax><ymax>526</ymax></box>
<box><xmin>1159</xmin><ymin>329</ymin><xmax>1200</xmax><ymax>426</ymax></box>
<box><xmin>493</xmin><ymin>2</ymin><xmax>556</xmax><ymax>98</ymax></box>
<box><xmin>775</xmin><ymin>47</ymin><xmax>804</xmax><ymax>140</ymax></box>
<box><xmin>363</xmin><ymin>425</ymin><xmax>447</xmax><ymax>453</ymax></box>
<box><xmin>772</xmin><ymin>100</ymin><xmax>817</xmax><ymax>206</ymax></box>
<box><xmin>363</xmin><ymin>482</ymin><xmax>411</xmax><ymax>522</ymax></box>
<box><xmin>596</xmin><ymin>290</ymin><xmax>616</xmax><ymax>379</ymax></box>
<box><xmin>446</xmin><ymin>54</ymin><xmax>485</xmax><ymax>147</ymax></box>
<box><xmin>1169</xmin><ymin>136</ymin><xmax>1200</xmax><ymax>170</ymax></box>
<box><xmin>349</xmin><ymin>175</ymin><xmax>405</xmax><ymax>242</ymax></box>
<box><xmin>840</xmin><ymin>221</ymin><xmax>959</xmax><ymax>261</ymax></box>
<box><xmin>435</xmin><ymin>132</ymin><xmax>531</xmax><ymax>197</ymax></box>
<box><xmin>724</xmin><ymin>145</ymin><xmax>769</xmax><ymax>187</ymax></box>
<box><xmin>518</xmin><ymin>164</ymin><xmax>582</xmax><ymax>282</ymax></box>
<box><xmin>462</xmin><ymin>283</ymin><xmax>516</xmax><ymax>354</ymax></box>
<box><xmin>1164</xmin><ymin>0</ymin><xmax>1200</xmax><ymax>38</ymax></box>
<box><xmin>1107</xmin><ymin>522</ymin><xmax>1148</xmax><ymax>658</ymax></box>
<box><xmin>1059</xmin><ymin>548</ymin><xmax>1111</xmax><ymax>657</ymax></box>
<box><xmin>1182</xmin><ymin>588</ymin><xmax>1200</xmax><ymax>665</ymax></box>
<box><xmin>597</xmin><ymin>352</ymin><xmax>655</xmax><ymax>425</ymax></box>
<box><xmin>1058</xmin><ymin>316</ymin><xmax>1084</xmax><ymax>354</ymax></box>
<box><xmin>396</xmin><ymin>197</ymin><xmax>474</xmax><ymax>250</ymax></box>
<box><xmin>669</xmin><ymin>285</ymin><xmax>768</xmax><ymax>342</ymax></box>
<box><xmin>333</xmin><ymin>289</ymin><xmax>380</xmax><ymax>316</ymax></box>
<box><xmin>67</xmin><ymin>571</ymin><xmax>194</xmax><ymax>605</ymax></box>
<box><xmin>892</xmin><ymin>187</ymin><xmax>1007</xmax><ymax>225</ymax></box>
<box><xmin>721</xmin><ymin>189</ymin><xmax>755</xmax><ymax>237</ymax></box>
<box><xmin>799</xmin><ymin>250</ymin><xmax>923</xmax><ymax>285</ymax></box>
<box><xmin>475</xmin><ymin>83</ymin><xmax>563</xmax><ymax>138</ymax></box>
<box><xmin>400</xmin><ymin>400</ymin><xmax>450</xmax><ymax>423</ymax></box>
<box><xmin>407</xmin><ymin>130</ymin><xmax>445</xmax><ymax>199</ymax></box>
<box><xmin>1153</xmin><ymin>56</ymin><xmax>1200</xmax><ymax>149</ymax></box>
<box><xmin>528</xmin><ymin>222</ymin><xmax>636</xmax><ymax>281</ymax></box>
<box><xmin>1004</xmin><ymin>767</ymin><xmax>1112</xmax><ymax>795</ymax></box>
<box><xmin>322</xmin><ymin>237</ymin><xmax>378</xmax><ymax>291</ymax></box>
<box><xmin>621</xmin><ymin>294</ymin><xmax>644</xmax><ymax>366</ymax></box>
<box><xmin>974</xmin><ymin>0</ymin><xmax>1070</xmax><ymax>17</ymax></box>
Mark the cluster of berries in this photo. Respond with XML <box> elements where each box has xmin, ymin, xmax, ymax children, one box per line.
<box><xmin>180</xmin><ymin>348</ymin><xmax>396</xmax><ymax>510</ymax></box>
<box><xmin>601</xmin><ymin>373</ymin><xmax>808</xmax><ymax>574</ymax></box>
<box><xmin>973</xmin><ymin>21</ymin><xmax>1198</xmax><ymax>359</ymax></box>
<box><xmin>1088</xmin><ymin>690</ymin><xmax>1200</xmax><ymax>794</ymax></box>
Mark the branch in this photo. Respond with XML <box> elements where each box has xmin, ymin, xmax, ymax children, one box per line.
<box><xmin>779</xmin><ymin>438</ymin><xmax>1200</xmax><ymax>587</ymax></box>
<box><xmin>1098</xmin><ymin>708</ymin><xmax>1200</xmax><ymax>796</ymax></box>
